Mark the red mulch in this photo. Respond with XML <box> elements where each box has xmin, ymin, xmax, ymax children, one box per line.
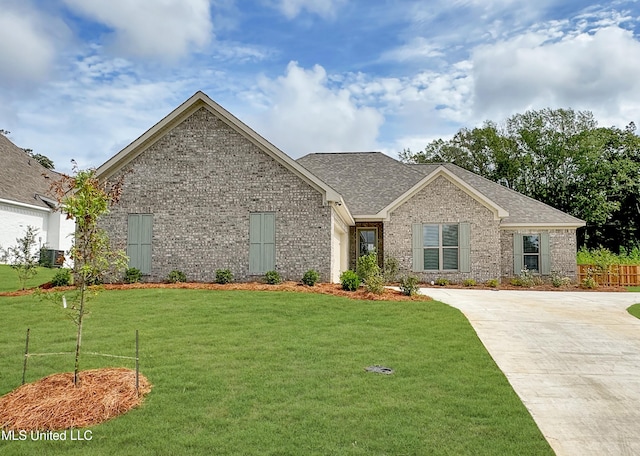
<box><xmin>1</xmin><ymin>281</ymin><xmax>432</xmax><ymax>301</ymax></box>
<box><xmin>0</xmin><ymin>368</ymin><xmax>151</xmax><ymax>431</ymax></box>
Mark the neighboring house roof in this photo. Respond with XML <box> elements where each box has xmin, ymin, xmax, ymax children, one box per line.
<box><xmin>297</xmin><ymin>152</ymin><xmax>585</xmax><ymax>227</ymax></box>
<box><xmin>96</xmin><ymin>91</ymin><xmax>353</xmax><ymax>225</ymax></box>
<box><xmin>0</xmin><ymin>134</ymin><xmax>58</xmax><ymax>210</ymax></box>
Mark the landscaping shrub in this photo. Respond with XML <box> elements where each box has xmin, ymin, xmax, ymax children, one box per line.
<box><xmin>399</xmin><ymin>275</ymin><xmax>420</xmax><ymax>296</ymax></box>
<box><xmin>167</xmin><ymin>270</ymin><xmax>187</xmax><ymax>283</ymax></box>
<box><xmin>301</xmin><ymin>269</ymin><xmax>320</xmax><ymax>286</ymax></box>
<box><xmin>264</xmin><ymin>270</ymin><xmax>282</xmax><ymax>285</ymax></box>
<box><xmin>550</xmin><ymin>271</ymin><xmax>572</xmax><ymax>288</ymax></box>
<box><xmin>581</xmin><ymin>267</ymin><xmax>598</xmax><ymax>289</ymax></box>
<box><xmin>215</xmin><ymin>268</ymin><xmax>234</xmax><ymax>284</ymax></box>
<box><xmin>340</xmin><ymin>270</ymin><xmax>359</xmax><ymax>291</ymax></box>
<box><xmin>124</xmin><ymin>267</ymin><xmax>142</xmax><ymax>284</ymax></box>
<box><xmin>50</xmin><ymin>268</ymin><xmax>72</xmax><ymax>287</ymax></box>
<box><xmin>356</xmin><ymin>252</ymin><xmax>380</xmax><ymax>283</ymax></box>
<box><xmin>364</xmin><ymin>274</ymin><xmax>385</xmax><ymax>294</ymax></box>
<box><xmin>510</xmin><ymin>267</ymin><xmax>543</xmax><ymax>288</ymax></box>
<box><xmin>462</xmin><ymin>278</ymin><xmax>476</xmax><ymax>287</ymax></box>
<box><xmin>434</xmin><ymin>277</ymin><xmax>449</xmax><ymax>286</ymax></box>
<box><xmin>383</xmin><ymin>256</ymin><xmax>399</xmax><ymax>283</ymax></box>
<box><xmin>486</xmin><ymin>278</ymin><xmax>499</xmax><ymax>288</ymax></box>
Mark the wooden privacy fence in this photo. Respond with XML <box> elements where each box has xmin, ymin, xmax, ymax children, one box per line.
<box><xmin>578</xmin><ymin>264</ymin><xmax>640</xmax><ymax>287</ymax></box>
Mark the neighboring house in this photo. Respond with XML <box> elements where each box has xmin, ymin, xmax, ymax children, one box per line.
<box><xmin>96</xmin><ymin>91</ymin><xmax>585</xmax><ymax>283</ymax></box>
<box><xmin>0</xmin><ymin>135</ymin><xmax>75</xmax><ymax>265</ymax></box>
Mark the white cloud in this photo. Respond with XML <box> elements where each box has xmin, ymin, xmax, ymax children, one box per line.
<box><xmin>381</xmin><ymin>37</ymin><xmax>444</xmax><ymax>62</ymax></box>
<box><xmin>0</xmin><ymin>2</ymin><xmax>68</xmax><ymax>87</ymax></box>
<box><xmin>248</xmin><ymin>61</ymin><xmax>384</xmax><ymax>155</ymax></box>
<box><xmin>274</xmin><ymin>0</ymin><xmax>346</xmax><ymax>19</ymax></box>
<box><xmin>472</xmin><ymin>26</ymin><xmax>640</xmax><ymax>123</ymax></box>
<box><xmin>63</xmin><ymin>0</ymin><xmax>213</xmax><ymax>59</ymax></box>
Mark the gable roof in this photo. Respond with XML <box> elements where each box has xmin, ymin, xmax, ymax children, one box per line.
<box><xmin>297</xmin><ymin>152</ymin><xmax>426</xmax><ymax>215</ymax></box>
<box><xmin>96</xmin><ymin>91</ymin><xmax>353</xmax><ymax>224</ymax></box>
<box><xmin>411</xmin><ymin>163</ymin><xmax>585</xmax><ymax>227</ymax></box>
<box><xmin>297</xmin><ymin>152</ymin><xmax>585</xmax><ymax>227</ymax></box>
<box><xmin>0</xmin><ymin>134</ymin><xmax>59</xmax><ymax>210</ymax></box>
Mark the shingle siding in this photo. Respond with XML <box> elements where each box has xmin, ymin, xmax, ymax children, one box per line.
<box><xmin>100</xmin><ymin>107</ymin><xmax>332</xmax><ymax>282</ymax></box>
<box><xmin>385</xmin><ymin>176</ymin><xmax>502</xmax><ymax>282</ymax></box>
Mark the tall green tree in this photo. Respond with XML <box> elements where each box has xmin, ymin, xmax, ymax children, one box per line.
<box><xmin>401</xmin><ymin>108</ymin><xmax>640</xmax><ymax>251</ymax></box>
<box><xmin>50</xmin><ymin>165</ymin><xmax>127</xmax><ymax>386</ymax></box>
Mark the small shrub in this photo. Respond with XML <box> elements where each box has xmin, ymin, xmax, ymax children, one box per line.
<box><xmin>215</xmin><ymin>268</ymin><xmax>234</xmax><ymax>284</ymax></box>
<box><xmin>550</xmin><ymin>271</ymin><xmax>572</xmax><ymax>288</ymax></box>
<box><xmin>434</xmin><ymin>277</ymin><xmax>449</xmax><ymax>286</ymax></box>
<box><xmin>124</xmin><ymin>267</ymin><xmax>142</xmax><ymax>284</ymax></box>
<box><xmin>356</xmin><ymin>252</ymin><xmax>380</xmax><ymax>283</ymax></box>
<box><xmin>50</xmin><ymin>268</ymin><xmax>72</xmax><ymax>287</ymax></box>
<box><xmin>340</xmin><ymin>270</ymin><xmax>359</xmax><ymax>291</ymax></box>
<box><xmin>264</xmin><ymin>270</ymin><xmax>282</xmax><ymax>285</ymax></box>
<box><xmin>383</xmin><ymin>256</ymin><xmax>399</xmax><ymax>283</ymax></box>
<box><xmin>167</xmin><ymin>270</ymin><xmax>187</xmax><ymax>283</ymax></box>
<box><xmin>510</xmin><ymin>266</ymin><xmax>543</xmax><ymax>288</ymax></box>
<box><xmin>365</xmin><ymin>274</ymin><xmax>385</xmax><ymax>294</ymax></box>
<box><xmin>486</xmin><ymin>278</ymin><xmax>499</xmax><ymax>288</ymax></box>
<box><xmin>462</xmin><ymin>278</ymin><xmax>476</xmax><ymax>287</ymax></box>
<box><xmin>399</xmin><ymin>275</ymin><xmax>421</xmax><ymax>296</ymax></box>
<box><xmin>301</xmin><ymin>269</ymin><xmax>320</xmax><ymax>286</ymax></box>
<box><xmin>581</xmin><ymin>267</ymin><xmax>598</xmax><ymax>289</ymax></box>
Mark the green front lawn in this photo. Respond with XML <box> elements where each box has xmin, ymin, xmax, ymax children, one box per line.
<box><xmin>626</xmin><ymin>287</ymin><xmax>640</xmax><ymax>292</ymax></box>
<box><xmin>0</xmin><ymin>289</ymin><xmax>552</xmax><ymax>455</ymax></box>
<box><xmin>628</xmin><ymin>303</ymin><xmax>640</xmax><ymax>318</ymax></box>
<box><xmin>0</xmin><ymin>264</ymin><xmax>59</xmax><ymax>293</ymax></box>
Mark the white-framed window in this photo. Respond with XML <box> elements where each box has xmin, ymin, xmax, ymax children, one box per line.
<box><xmin>412</xmin><ymin>223</ymin><xmax>470</xmax><ymax>273</ymax></box>
<box><xmin>513</xmin><ymin>232</ymin><xmax>550</xmax><ymax>275</ymax></box>
<box><xmin>422</xmin><ymin>224</ymin><xmax>459</xmax><ymax>270</ymax></box>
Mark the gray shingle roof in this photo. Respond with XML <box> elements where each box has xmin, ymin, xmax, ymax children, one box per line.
<box><xmin>0</xmin><ymin>134</ymin><xmax>59</xmax><ymax>209</ymax></box>
<box><xmin>297</xmin><ymin>152</ymin><xmax>425</xmax><ymax>215</ymax></box>
<box><xmin>297</xmin><ymin>152</ymin><xmax>584</xmax><ymax>225</ymax></box>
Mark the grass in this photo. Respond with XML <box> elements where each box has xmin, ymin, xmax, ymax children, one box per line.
<box><xmin>628</xmin><ymin>303</ymin><xmax>640</xmax><ymax>319</ymax></box>
<box><xmin>0</xmin><ymin>265</ymin><xmax>59</xmax><ymax>293</ymax></box>
<box><xmin>0</xmin><ymin>289</ymin><xmax>552</xmax><ymax>455</ymax></box>
<box><xmin>626</xmin><ymin>286</ymin><xmax>640</xmax><ymax>292</ymax></box>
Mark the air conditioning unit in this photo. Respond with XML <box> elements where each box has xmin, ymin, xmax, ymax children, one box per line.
<box><xmin>40</xmin><ymin>249</ymin><xmax>65</xmax><ymax>268</ymax></box>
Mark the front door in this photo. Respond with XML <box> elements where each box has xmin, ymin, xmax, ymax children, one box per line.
<box><xmin>357</xmin><ymin>228</ymin><xmax>377</xmax><ymax>258</ymax></box>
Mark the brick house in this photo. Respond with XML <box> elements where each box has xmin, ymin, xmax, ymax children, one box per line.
<box><xmin>97</xmin><ymin>91</ymin><xmax>585</xmax><ymax>283</ymax></box>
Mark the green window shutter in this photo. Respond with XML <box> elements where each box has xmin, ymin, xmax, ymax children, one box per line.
<box><xmin>262</xmin><ymin>213</ymin><xmax>276</xmax><ymax>272</ymax></box>
<box><xmin>513</xmin><ymin>234</ymin><xmax>523</xmax><ymax>275</ymax></box>
<box><xmin>127</xmin><ymin>215</ymin><xmax>140</xmax><ymax>270</ymax></box>
<box><xmin>127</xmin><ymin>214</ymin><xmax>153</xmax><ymax>274</ymax></box>
<box><xmin>540</xmin><ymin>232</ymin><xmax>551</xmax><ymax>275</ymax></box>
<box><xmin>459</xmin><ymin>222</ymin><xmax>471</xmax><ymax>273</ymax></box>
<box><xmin>249</xmin><ymin>213</ymin><xmax>262</xmax><ymax>274</ymax></box>
<box><xmin>139</xmin><ymin>215</ymin><xmax>153</xmax><ymax>274</ymax></box>
<box><xmin>249</xmin><ymin>213</ymin><xmax>276</xmax><ymax>274</ymax></box>
<box><xmin>412</xmin><ymin>224</ymin><xmax>423</xmax><ymax>272</ymax></box>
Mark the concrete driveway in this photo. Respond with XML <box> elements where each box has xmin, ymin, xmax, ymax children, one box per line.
<box><xmin>422</xmin><ymin>288</ymin><xmax>640</xmax><ymax>456</ymax></box>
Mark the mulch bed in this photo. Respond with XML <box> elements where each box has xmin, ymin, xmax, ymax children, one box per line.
<box><xmin>0</xmin><ymin>368</ymin><xmax>151</xmax><ymax>431</ymax></box>
<box><xmin>1</xmin><ymin>281</ymin><xmax>432</xmax><ymax>301</ymax></box>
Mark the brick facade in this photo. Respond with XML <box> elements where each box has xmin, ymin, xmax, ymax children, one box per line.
<box><xmin>500</xmin><ymin>229</ymin><xmax>578</xmax><ymax>279</ymax></box>
<box><xmin>100</xmin><ymin>107</ymin><xmax>332</xmax><ymax>283</ymax></box>
<box><xmin>384</xmin><ymin>176</ymin><xmax>502</xmax><ymax>282</ymax></box>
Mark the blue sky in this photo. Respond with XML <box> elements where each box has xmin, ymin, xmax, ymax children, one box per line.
<box><xmin>1</xmin><ymin>0</ymin><xmax>640</xmax><ymax>173</ymax></box>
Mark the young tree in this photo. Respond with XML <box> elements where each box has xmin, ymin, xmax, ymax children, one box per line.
<box><xmin>6</xmin><ymin>226</ymin><xmax>40</xmax><ymax>290</ymax></box>
<box><xmin>50</xmin><ymin>164</ymin><xmax>127</xmax><ymax>386</ymax></box>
